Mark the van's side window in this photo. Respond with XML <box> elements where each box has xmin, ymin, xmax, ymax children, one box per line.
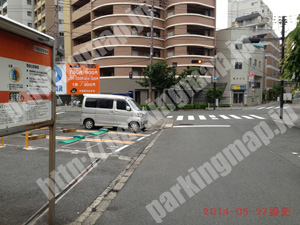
<box><xmin>85</xmin><ymin>98</ymin><xmax>97</xmax><ymax>108</ymax></box>
<box><xmin>117</xmin><ymin>100</ymin><xmax>129</xmax><ymax>110</ymax></box>
<box><xmin>97</xmin><ymin>99</ymin><xmax>113</xmax><ymax>109</ymax></box>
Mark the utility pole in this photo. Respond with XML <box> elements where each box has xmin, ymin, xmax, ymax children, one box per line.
<box><xmin>213</xmin><ymin>48</ymin><xmax>217</xmax><ymax>110</ymax></box>
<box><xmin>148</xmin><ymin>0</ymin><xmax>154</xmax><ymax>102</ymax></box>
<box><xmin>280</xmin><ymin>16</ymin><xmax>286</xmax><ymax>120</ymax></box>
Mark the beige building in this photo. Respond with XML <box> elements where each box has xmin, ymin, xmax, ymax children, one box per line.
<box><xmin>228</xmin><ymin>0</ymin><xmax>280</xmax><ymax>99</ymax></box>
<box><xmin>34</xmin><ymin>0</ymin><xmax>65</xmax><ymax>61</ymax></box>
<box><xmin>64</xmin><ymin>0</ymin><xmax>217</xmax><ymax>103</ymax></box>
<box><xmin>217</xmin><ymin>28</ymin><xmax>264</xmax><ymax>106</ymax></box>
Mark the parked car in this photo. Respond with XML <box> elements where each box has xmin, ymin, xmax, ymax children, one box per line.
<box><xmin>80</xmin><ymin>94</ymin><xmax>147</xmax><ymax>132</ymax></box>
<box><xmin>283</xmin><ymin>93</ymin><xmax>293</xmax><ymax>103</ymax></box>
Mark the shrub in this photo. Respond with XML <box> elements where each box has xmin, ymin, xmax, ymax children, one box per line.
<box><xmin>140</xmin><ymin>104</ymin><xmax>150</xmax><ymax>110</ymax></box>
<box><xmin>194</xmin><ymin>104</ymin><xmax>207</xmax><ymax>109</ymax></box>
<box><xmin>218</xmin><ymin>104</ymin><xmax>230</xmax><ymax>107</ymax></box>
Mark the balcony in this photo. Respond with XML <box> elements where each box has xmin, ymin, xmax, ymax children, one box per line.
<box><xmin>72</xmin><ymin>22</ymin><xmax>91</xmax><ymax>39</ymax></box>
<box><xmin>166</xmin><ymin>35</ymin><xmax>214</xmax><ymax>47</ymax></box>
<box><xmin>73</xmin><ymin>41</ymin><xmax>93</xmax><ymax>55</ymax></box>
<box><xmin>93</xmin><ymin>36</ymin><xmax>164</xmax><ymax>49</ymax></box>
<box><xmin>93</xmin><ymin>56</ymin><xmax>163</xmax><ymax>68</ymax></box>
<box><xmin>72</xmin><ymin>2</ymin><xmax>90</xmax><ymax>22</ymax></box>
<box><xmin>166</xmin><ymin>14</ymin><xmax>215</xmax><ymax>28</ymax></box>
<box><xmin>93</xmin><ymin>15</ymin><xmax>164</xmax><ymax>30</ymax></box>
<box><xmin>167</xmin><ymin>0</ymin><xmax>215</xmax><ymax>8</ymax></box>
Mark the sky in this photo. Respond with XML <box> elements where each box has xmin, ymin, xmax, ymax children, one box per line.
<box><xmin>216</xmin><ymin>0</ymin><xmax>300</xmax><ymax>36</ymax></box>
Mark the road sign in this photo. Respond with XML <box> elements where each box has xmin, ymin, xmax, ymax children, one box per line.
<box><xmin>249</xmin><ymin>72</ymin><xmax>254</xmax><ymax>82</ymax></box>
<box><xmin>213</xmin><ymin>77</ymin><xmax>218</xmax><ymax>82</ymax></box>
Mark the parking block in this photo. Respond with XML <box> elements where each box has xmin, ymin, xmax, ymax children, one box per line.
<box><xmin>58</xmin><ymin>135</ymin><xmax>85</xmax><ymax>144</ymax></box>
<box><xmin>89</xmin><ymin>129</ymin><xmax>109</xmax><ymax>136</ymax></box>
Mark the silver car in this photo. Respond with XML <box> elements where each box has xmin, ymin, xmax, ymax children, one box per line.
<box><xmin>80</xmin><ymin>94</ymin><xmax>147</xmax><ymax>132</ymax></box>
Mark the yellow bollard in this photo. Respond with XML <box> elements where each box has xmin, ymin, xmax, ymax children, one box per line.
<box><xmin>1</xmin><ymin>137</ymin><xmax>4</xmax><ymax>147</ymax></box>
<box><xmin>25</xmin><ymin>131</ymin><xmax>29</xmax><ymax>149</ymax></box>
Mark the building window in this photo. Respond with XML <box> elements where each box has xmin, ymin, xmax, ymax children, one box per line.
<box><xmin>259</xmin><ymin>61</ymin><xmax>261</xmax><ymax>68</ymax></box>
<box><xmin>59</xmin><ymin>19</ymin><xmax>64</xmax><ymax>24</ymax></box>
<box><xmin>235</xmin><ymin>44</ymin><xmax>242</xmax><ymax>50</ymax></box>
<box><xmin>235</xmin><ymin>62</ymin><xmax>242</xmax><ymax>69</ymax></box>
<box><xmin>27</xmin><ymin>11</ymin><xmax>32</xmax><ymax>16</ymax></box>
<box><xmin>59</xmin><ymin>32</ymin><xmax>64</xmax><ymax>36</ymax></box>
<box><xmin>254</xmin><ymin>59</ymin><xmax>257</xmax><ymax>67</ymax></box>
<box><xmin>27</xmin><ymin>0</ymin><xmax>32</xmax><ymax>5</ymax></box>
<box><xmin>59</xmin><ymin>6</ymin><xmax>63</xmax><ymax>11</ymax></box>
<box><xmin>28</xmin><ymin>23</ymin><xmax>32</xmax><ymax>27</ymax></box>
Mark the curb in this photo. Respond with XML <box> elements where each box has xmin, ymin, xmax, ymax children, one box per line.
<box><xmin>69</xmin><ymin>120</ymin><xmax>167</xmax><ymax>225</ymax></box>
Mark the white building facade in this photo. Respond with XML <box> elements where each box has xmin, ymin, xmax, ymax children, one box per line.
<box><xmin>0</xmin><ymin>0</ymin><xmax>34</xmax><ymax>28</ymax></box>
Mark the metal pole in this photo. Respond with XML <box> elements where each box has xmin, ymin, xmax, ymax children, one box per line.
<box><xmin>148</xmin><ymin>0</ymin><xmax>154</xmax><ymax>102</ymax></box>
<box><xmin>280</xmin><ymin>16</ymin><xmax>286</xmax><ymax>120</ymax></box>
<box><xmin>49</xmin><ymin>2</ymin><xmax>58</xmax><ymax>223</ymax></box>
<box><xmin>25</xmin><ymin>131</ymin><xmax>29</xmax><ymax>149</ymax></box>
<box><xmin>213</xmin><ymin>48</ymin><xmax>217</xmax><ymax>110</ymax></box>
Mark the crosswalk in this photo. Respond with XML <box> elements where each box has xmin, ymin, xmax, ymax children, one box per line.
<box><xmin>167</xmin><ymin>114</ymin><xmax>265</xmax><ymax>121</ymax></box>
<box><xmin>257</xmin><ymin>106</ymin><xmax>288</xmax><ymax>110</ymax></box>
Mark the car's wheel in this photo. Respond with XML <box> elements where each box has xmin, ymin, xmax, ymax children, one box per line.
<box><xmin>84</xmin><ymin>119</ymin><xmax>94</xmax><ymax>130</ymax></box>
<box><xmin>129</xmin><ymin>122</ymin><xmax>140</xmax><ymax>133</ymax></box>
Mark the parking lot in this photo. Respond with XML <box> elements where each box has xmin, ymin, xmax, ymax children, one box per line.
<box><xmin>0</xmin><ymin>118</ymin><xmax>160</xmax><ymax>225</ymax></box>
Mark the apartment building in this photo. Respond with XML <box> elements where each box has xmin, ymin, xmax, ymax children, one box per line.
<box><xmin>34</xmin><ymin>0</ymin><xmax>65</xmax><ymax>61</ymax></box>
<box><xmin>228</xmin><ymin>0</ymin><xmax>280</xmax><ymax>97</ymax></box>
<box><xmin>0</xmin><ymin>0</ymin><xmax>34</xmax><ymax>28</ymax></box>
<box><xmin>217</xmin><ymin>28</ymin><xmax>264</xmax><ymax>106</ymax></box>
<box><xmin>64</xmin><ymin>0</ymin><xmax>216</xmax><ymax>102</ymax></box>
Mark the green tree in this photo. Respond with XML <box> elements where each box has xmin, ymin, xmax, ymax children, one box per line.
<box><xmin>206</xmin><ymin>87</ymin><xmax>223</xmax><ymax>103</ymax></box>
<box><xmin>137</xmin><ymin>61</ymin><xmax>186</xmax><ymax>94</ymax></box>
<box><xmin>268</xmin><ymin>84</ymin><xmax>285</xmax><ymax>100</ymax></box>
<box><xmin>281</xmin><ymin>15</ymin><xmax>300</xmax><ymax>84</ymax></box>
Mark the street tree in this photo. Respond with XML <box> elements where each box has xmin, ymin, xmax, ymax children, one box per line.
<box><xmin>206</xmin><ymin>87</ymin><xmax>223</xmax><ymax>104</ymax></box>
<box><xmin>281</xmin><ymin>15</ymin><xmax>300</xmax><ymax>84</ymax></box>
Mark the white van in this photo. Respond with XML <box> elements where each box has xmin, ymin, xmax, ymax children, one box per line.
<box><xmin>81</xmin><ymin>94</ymin><xmax>147</xmax><ymax>132</ymax></box>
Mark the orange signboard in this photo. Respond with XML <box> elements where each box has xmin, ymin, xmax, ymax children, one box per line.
<box><xmin>66</xmin><ymin>64</ymin><xmax>100</xmax><ymax>95</ymax></box>
<box><xmin>0</xmin><ymin>28</ymin><xmax>53</xmax><ymax>129</ymax></box>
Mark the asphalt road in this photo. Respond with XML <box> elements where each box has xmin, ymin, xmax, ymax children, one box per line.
<box><xmin>1</xmin><ymin>101</ymin><xmax>299</xmax><ymax>224</ymax></box>
<box><xmin>95</xmin><ymin>101</ymin><xmax>300</xmax><ymax>225</ymax></box>
<box><xmin>0</xmin><ymin>112</ymin><xmax>160</xmax><ymax>225</ymax></box>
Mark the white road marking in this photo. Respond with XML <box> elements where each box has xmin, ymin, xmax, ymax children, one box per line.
<box><xmin>188</xmin><ymin>115</ymin><xmax>195</xmax><ymax>120</ymax></box>
<box><xmin>56</xmin><ymin>112</ymin><xmax>66</xmax><ymax>115</ymax></box>
<box><xmin>174</xmin><ymin>125</ymin><xmax>231</xmax><ymax>128</ymax></box>
<box><xmin>177</xmin><ymin>116</ymin><xmax>184</xmax><ymax>121</ymax></box>
<box><xmin>220</xmin><ymin>115</ymin><xmax>230</xmax><ymax>120</ymax></box>
<box><xmin>198</xmin><ymin>115</ymin><xmax>206</xmax><ymax>120</ymax></box>
<box><xmin>209</xmin><ymin>115</ymin><xmax>219</xmax><ymax>120</ymax></box>
<box><xmin>257</xmin><ymin>107</ymin><xmax>265</xmax><ymax>110</ymax></box>
<box><xmin>242</xmin><ymin>115</ymin><xmax>254</xmax><ymax>119</ymax></box>
<box><xmin>230</xmin><ymin>115</ymin><xmax>242</xmax><ymax>119</ymax></box>
<box><xmin>275</xmin><ymin>106</ymin><xmax>280</xmax><ymax>109</ymax></box>
<box><xmin>137</xmin><ymin>137</ymin><xmax>146</xmax><ymax>141</ymax></box>
<box><xmin>266</xmin><ymin>106</ymin><xmax>274</xmax><ymax>109</ymax></box>
<box><xmin>249</xmin><ymin>115</ymin><xmax>265</xmax><ymax>119</ymax></box>
<box><xmin>292</xmin><ymin>152</ymin><xmax>298</xmax><ymax>155</ymax></box>
<box><xmin>167</xmin><ymin>116</ymin><xmax>173</xmax><ymax>119</ymax></box>
<box><xmin>113</xmin><ymin>145</ymin><xmax>129</xmax><ymax>153</ymax></box>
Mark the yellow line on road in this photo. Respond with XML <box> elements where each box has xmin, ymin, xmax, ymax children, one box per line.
<box><xmin>47</xmin><ymin>136</ymin><xmax>133</xmax><ymax>144</ymax></box>
<box><xmin>76</xmin><ymin>130</ymin><xmax>149</xmax><ymax>137</ymax></box>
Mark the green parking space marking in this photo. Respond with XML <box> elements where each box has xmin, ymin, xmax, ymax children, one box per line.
<box><xmin>58</xmin><ymin>135</ymin><xmax>85</xmax><ymax>144</ymax></box>
<box><xmin>89</xmin><ymin>129</ymin><xmax>109</xmax><ymax>136</ymax></box>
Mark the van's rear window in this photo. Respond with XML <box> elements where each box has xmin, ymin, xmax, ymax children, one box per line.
<box><xmin>85</xmin><ymin>98</ymin><xmax>97</xmax><ymax>108</ymax></box>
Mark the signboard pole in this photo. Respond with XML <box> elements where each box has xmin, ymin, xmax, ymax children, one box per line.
<box><xmin>49</xmin><ymin>125</ymin><xmax>55</xmax><ymax>225</ymax></box>
<box><xmin>49</xmin><ymin>33</ymin><xmax>56</xmax><ymax>225</ymax></box>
